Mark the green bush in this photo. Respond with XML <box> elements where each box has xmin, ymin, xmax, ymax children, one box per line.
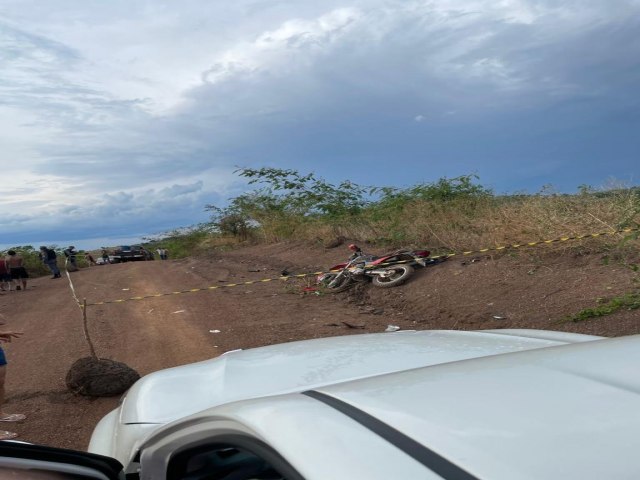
<box><xmin>177</xmin><ymin>168</ymin><xmax>640</xmax><ymax>255</ymax></box>
<box><xmin>1</xmin><ymin>246</ymin><xmax>51</xmax><ymax>277</ymax></box>
<box><xmin>567</xmin><ymin>292</ymin><xmax>640</xmax><ymax>322</ymax></box>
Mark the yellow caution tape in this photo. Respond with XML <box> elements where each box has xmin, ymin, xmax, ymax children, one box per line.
<box><xmin>430</xmin><ymin>226</ymin><xmax>639</xmax><ymax>259</ymax></box>
<box><xmin>86</xmin><ymin>272</ymin><xmax>325</xmax><ymax>306</ymax></box>
<box><xmin>82</xmin><ymin>226</ymin><xmax>639</xmax><ymax>306</ymax></box>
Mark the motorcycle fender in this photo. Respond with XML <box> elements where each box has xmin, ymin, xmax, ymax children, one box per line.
<box><xmin>369</xmin><ymin>268</ymin><xmax>392</xmax><ymax>276</ymax></box>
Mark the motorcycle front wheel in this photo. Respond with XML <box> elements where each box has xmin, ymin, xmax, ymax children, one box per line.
<box><xmin>371</xmin><ymin>265</ymin><xmax>414</xmax><ymax>288</ymax></box>
<box><xmin>320</xmin><ymin>273</ymin><xmax>355</xmax><ymax>293</ymax></box>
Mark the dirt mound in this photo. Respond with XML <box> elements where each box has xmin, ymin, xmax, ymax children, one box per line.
<box><xmin>66</xmin><ymin>357</ymin><xmax>140</xmax><ymax>397</ymax></box>
<box><xmin>212</xmin><ymin>241</ymin><xmax>640</xmax><ymax>336</ymax></box>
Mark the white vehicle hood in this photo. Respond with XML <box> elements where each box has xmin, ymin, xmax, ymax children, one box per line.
<box><xmin>120</xmin><ymin>329</ymin><xmax>600</xmax><ymax>424</ymax></box>
<box><xmin>311</xmin><ymin>334</ymin><xmax>640</xmax><ymax>480</ymax></box>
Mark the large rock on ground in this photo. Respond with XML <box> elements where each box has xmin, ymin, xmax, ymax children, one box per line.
<box><xmin>66</xmin><ymin>357</ymin><xmax>140</xmax><ymax>397</ymax></box>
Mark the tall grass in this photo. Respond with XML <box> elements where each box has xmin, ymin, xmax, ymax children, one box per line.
<box><xmin>353</xmin><ymin>191</ymin><xmax>640</xmax><ymax>253</ymax></box>
<box><xmin>163</xmin><ymin>169</ymin><xmax>640</xmax><ymax>258</ymax></box>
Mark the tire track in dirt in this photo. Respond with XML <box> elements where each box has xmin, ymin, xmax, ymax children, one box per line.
<box><xmin>82</xmin><ymin>262</ymin><xmax>221</xmax><ymax>374</ymax></box>
<box><xmin>1</xmin><ymin>254</ymin><xmax>382</xmax><ymax>451</ymax></box>
<box><xmin>0</xmin><ymin>260</ymin><xmax>236</xmax><ymax>449</ymax></box>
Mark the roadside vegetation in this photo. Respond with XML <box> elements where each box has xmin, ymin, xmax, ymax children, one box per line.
<box><xmin>566</xmin><ymin>292</ymin><xmax>640</xmax><ymax>322</ymax></box>
<box><xmin>152</xmin><ymin>168</ymin><xmax>640</xmax><ymax>325</ymax></box>
<box><xmin>5</xmin><ymin>169</ymin><xmax>638</xmax><ymax>263</ymax></box>
<box><xmin>4</xmin><ymin>170</ymin><xmax>639</xmax><ymax>323</ymax></box>
<box><xmin>185</xmin><ymin>168</ymin><xmax>640</xmax><ymax>258</ymax></box>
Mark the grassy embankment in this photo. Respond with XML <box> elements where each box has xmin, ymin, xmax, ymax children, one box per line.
<box><xmin>149</xmin><ymin>169</ymin><xmax>640</xmax><ymax>321</ymax></box>
<box><xmin>159</xmin><ymin>169</ymin><xmax>639</xmax><ymax>260</ymax></box>
<box><xmin>3</xmin><ymin>169</ymin><xmax>639</xmax><ymax>321</ymax></box>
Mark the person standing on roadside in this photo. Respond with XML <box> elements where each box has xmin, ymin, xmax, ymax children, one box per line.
<box><xmin>39</xmin><ymin>246</ymin><xmax>61</xmax><ymax>279</ymax></box>
<box><xmin>5</xmin><ymin>251</ymin><xmax>28</xmax><ymax>291</ymax></box>
<box><xmin>0</xmin><ymin>256</ymin><xmax>11</xmax><ymax>292</ymax></box>
<box><xmin>0</xmin><ymin>324</ymin><xmax>25</xmax><ymax>440</ymax></box>
<box><xmin>86</xmin><ymin>253</ymin><xmax>97</xmax><ymax>266</ymax></box>
<box><xmin>64</xmin><ymin>246</ymin><xmax>78</xmax><ymax>271</ymax></box>
<box><xmin>101</xmin><ymin>249</ymin><xmax>110</xmax><ymax>264</ymax></box>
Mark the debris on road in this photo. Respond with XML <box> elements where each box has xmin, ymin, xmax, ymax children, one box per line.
<box><xmin>342</xmin><ymin>321</ymin><xmax>365</xmax><ymax>329</ymax></box>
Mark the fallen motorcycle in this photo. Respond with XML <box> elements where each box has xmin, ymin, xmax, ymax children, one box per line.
<box><xmin>317</xmin><ymin>247</ymin><xmax>440</xmax><ymax>292</ymax></box>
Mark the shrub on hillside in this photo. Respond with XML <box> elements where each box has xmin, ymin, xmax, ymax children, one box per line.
<box><xmin>171</xmin><ymin>169</ymin><xmax>640</xmax><ymax>257</ymax></box>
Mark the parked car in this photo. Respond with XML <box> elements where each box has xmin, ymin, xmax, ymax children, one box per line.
<box><xmin>110</xmin><ymin>245</ymin><xmax>154</xmax><ymax>263</ymax></box>
<box><xmin>2</xmin><ymin>329</ymin><xmax>640</xmax><ymax>480</ymax></box>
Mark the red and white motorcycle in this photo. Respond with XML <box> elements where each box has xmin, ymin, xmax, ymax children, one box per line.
<box><xmin>317</xmin><ymin>245</ymin><xmax>438</xmax><ymax>292</ymax></box>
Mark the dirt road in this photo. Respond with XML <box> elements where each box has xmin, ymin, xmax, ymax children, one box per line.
<box><xmin>1</xmin><ymin>241</ymin><xmax>638</xmax><ymax>451</ymax></box>
<box><xmin>0</xmin><ymin>247</ymin><xmax>391</xmax><ymax>450</ymax></box>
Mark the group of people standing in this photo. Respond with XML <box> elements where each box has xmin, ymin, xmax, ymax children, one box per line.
<box><xmin>39</xmin><ymin>245</ymin><xmax>79</xmax><ymax>278</ymax></box>
<box><xmin>1</xmin><ymin>245</ymin><xmax>169</xmax><ymax>292</ymax></box>
<box><xmin>0</xmin><ymin>246</ymin><xmax>79</xmax><ymax>292</ymax></box>
<box><xmin>0</xmin><ymin>251</ymin><xmax>29</xmax><ymax>292</ymax></box>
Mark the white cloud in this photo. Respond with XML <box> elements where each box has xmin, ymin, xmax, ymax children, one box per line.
<box><xmin>0</xmin><ymin>0</ymin><xmax>638</xmax><ymax>247</ymax></box>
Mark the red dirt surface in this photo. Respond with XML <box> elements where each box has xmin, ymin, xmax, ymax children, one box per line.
<box><xmin>1</xmin><ymin>241</ymin><xmax>638</xmax><ymax>451</ymax></box>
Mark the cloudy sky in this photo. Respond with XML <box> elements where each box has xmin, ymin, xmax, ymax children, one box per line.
<box><xmin>1</xmin><ymin>0</ymin><xmax>638</xmax><ymax>249</ymax></box>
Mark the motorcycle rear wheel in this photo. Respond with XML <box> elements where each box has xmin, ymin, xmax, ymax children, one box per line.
<box><xmin>320</xmin><ymin>273</ymin><xmax>355</xmax><ymax>293</ymax></box>
<box><xmin>371</xmin><ymin>265</ymin><xmax>414</xmax><ymax>288</ymax></box>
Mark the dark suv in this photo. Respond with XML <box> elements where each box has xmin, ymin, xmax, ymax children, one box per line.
<box><xmin>111</xmin><ymin>245</ymin><xmax>154</xmax><ymax>263</ymax></box>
